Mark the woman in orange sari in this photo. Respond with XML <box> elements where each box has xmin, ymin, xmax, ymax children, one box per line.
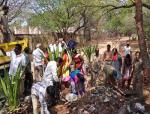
<box><xmin>61</xmin><ymin>49</ymin><xmax>72</xmax><ymax>82</ymax></box>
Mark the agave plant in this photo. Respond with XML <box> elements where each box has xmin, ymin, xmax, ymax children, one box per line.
<box><xmin>0</xmin><ymin>66</ymin><xmax>24</xmax><ymax>111</ymax></box>
<box><xmin>47</xmin><ymin>47</ymin><xmax>52</xmax><ymax>60</ymax></box>
<box><xmin>82</xmin><ymin>45</ymin><xmax>97</xmax><ymax>63</ymax></box>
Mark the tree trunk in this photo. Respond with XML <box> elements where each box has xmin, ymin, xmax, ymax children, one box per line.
<box><xmin>135</xmin><ymin>0</ymin><xmax>150</xmax><ymax>80</ymax></box>
<box><xmin>0</xmin><ymin>15</ymin><xmax>11</xmax><ymax>43</ymax></box>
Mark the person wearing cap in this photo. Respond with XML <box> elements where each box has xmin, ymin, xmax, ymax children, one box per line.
<box><xmin>32</xmin><ymin>43</ymin><xmax>47</xmax><ymax>82</ymax></box>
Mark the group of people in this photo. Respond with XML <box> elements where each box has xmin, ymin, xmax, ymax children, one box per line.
<box><xmin>6</xmin><ymin>38</ymin><xmax>85</xmax><ymax>114</ymax></box>
<box><xmin>3</xmin><ymin>39</ymin><xmax>143</xmax><ymax>114</ymax></box>
<box><xmin>103</xmin><ymin>42</ymin><xmax>143</xmax><ymax>90</ymax></box>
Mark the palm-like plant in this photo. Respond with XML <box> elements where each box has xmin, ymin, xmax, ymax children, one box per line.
<box><xmin>82</xmin><ymin>45</ymin><xmax>97</xmax><ymax>63</ymax></box>
<box><xmin>47</xmin><ymin>47</ymin><xmax>60</xmax><ymax>61</ymax></box>
<box><xmin>0</xmin><ymin>66</ymin><xmax>23</xmax><ymax>111</ymax></box>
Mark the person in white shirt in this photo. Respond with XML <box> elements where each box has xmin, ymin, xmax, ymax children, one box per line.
<box><xmin>31</xmin><ymin>57</ymin><xmax>64</xmax><ymax>114</ymax></box>
<box><xmin>124</xmin><ymin>42</ymin><xmax>132</xmax><ymax>56</ymax></box>
<box><xmin>57</xmin><ymin>38</ymin><xmax>67</xmax><ymax>57</ymax></box>
<box><xmin>31</xmin><ymin>81</ymin><xmax>55</xmax><ymax>114</ymax></box>
<box><xmin>43</xmin><ymin>57</ymin><xmax>63</xmax><ymax>104</ymax></box>
<box><xmin>48</xmin><ymin>41</ymin><xmax>56</xmax><ymax>60</ymax></box>
<box><xmin>8</xmin><ymin>44</ymin><xmax>26</xmax><ymax>77</ymax></box>
<box><xmin>32</xmin><ymin>43</ymin><xmax>47</xmax><ymax>82</ymax></box>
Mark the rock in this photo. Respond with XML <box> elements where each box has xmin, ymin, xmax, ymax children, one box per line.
<box><xmin>72</xmin><ymin>107</ymin><xmax>77</xmax><ymax>111</ymax></box>
<box><xmin>88</xmin><ymin>105</ymin><xmax>96</xmax><ymax>112</ymax></box>
<box><xmin>65</xmin><ymin>93</ymin><xmax>77</xmax><ymax>103</ymax></box>
<box><xmin>134</xmin><ymin>103</ymin><xmax>145</xmax><ymax>113</ymax></box>
<box><xmin>24</xmin><ymin>96</ymin><xmax>31</xmax><ymax>103</ymax></box>
<box><xmin>103</xmin><ymin>97</ymin><xmax>110</xmax><ymax>103</ymax></box>
<box><xmin>83</xmin><ymin>110</ymin><xmax>90</xmax><ymax>114</ymax></box>
<box><xmin>118</xmin><ymin>105</ymin><xmax>129</xmax><ymax>114</ymax></box>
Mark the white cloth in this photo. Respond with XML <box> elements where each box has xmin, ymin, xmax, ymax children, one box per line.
<box><xmin>53</xmin><ymin>44</ymin><xmax>57</xmax><ymax>52</ymax></box>
<box><xmin>49</xmin><ymin>44</ymin><xmax>54</xmax><ymax>53</ymax></box>
<box><xmin>32</xmin><ymin>48</ymin><xmax>45</xmax><ymax>67</ymax></box>
<box><xmin>9</xmin><ymin>53</ymin><xmax>26</xmax><ymax>76</ymax></box>
<box><xmin>43</xmin><ymin>61</ymin><xmax>59</xmax><ymax>86</ymax></box>
<box><xmin>6</xmin><ymin>51</ymin><xmax>16</xmax><ymax>59</ymax></box>
<box><xmin>124</xmin><ymin>46</ymin><xmax>131</xmax><ymax>56</ymax></box>
<box><xmin>31</xmin><ymin>81</ymin><xmax>50</xmax><ymax>114</ymax></box>
<box><xmin>58</xmin><ymin>43</ymin><xmax>63</xmax><ymax>53</ymax></box>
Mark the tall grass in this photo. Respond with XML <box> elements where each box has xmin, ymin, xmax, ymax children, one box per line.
<box><xmin>0</xmin><ymin>66</ymin><xmax>23</xmax><ymax>111</ymax></box>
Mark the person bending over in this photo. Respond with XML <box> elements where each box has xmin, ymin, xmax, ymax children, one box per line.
<box><xmin>31</xmin><ymin>81</ymin><xmax>55</xmax><ymax>114</ymax></box>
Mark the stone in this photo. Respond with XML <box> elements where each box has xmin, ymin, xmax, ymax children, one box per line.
<box><xmin>134</xmin><ymin>103</ymin><xmax>145</xmax><ymax>113</ymax></box>
<box><xmin>118</xmin><ymin>105</ymin><xmax>129</xmax><ymax>114</ymax></box>
<box><xmin>24</xmin><ymin>96</ymin><xmax>31</xmax><ymax>103</ymax></box>
<box><xmin>83</xmin><ymin>110</ymin><xmax>90</xmax><ymax>114</ymax></box>
<box><xmin>88</xmin><ymin>105</ymin><xmax>96</xmax><ymax>112</ymax></box>
<box><xmin>65</xmin><ymin>93</ymin><xmax>78</xmax><ymax>103</ymax></box>
<box><xmin>103</xmin><ymin>97</ymin><xmax>110</xmax><ymax>103</ymax></box>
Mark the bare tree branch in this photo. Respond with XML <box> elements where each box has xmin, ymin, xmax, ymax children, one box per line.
<box><xmin>143</xmin><ymin>3</ymin><xmax>150</xmax><ymax>10</ymax></box>
<box><xmin>8</xmin><ymin>0</ymin><xmax>27</xmax><ymax>22</ymax></box>
<box><xmin>7</xmin><ymin>0</ymin><xmax>29</xmax><ymax>22</ymax></box>
<box><xmin>82</xmin><ymin>2</ymin><xmax>150</xmax><ymax>10</ymax></box>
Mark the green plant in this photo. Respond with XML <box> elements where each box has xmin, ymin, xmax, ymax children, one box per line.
<box><xmin>47</xmin><ymin>47</ymin><xmax>52</xmax><ymax>60</ymax></box>
<box><xmin>82</xmin><ymin>45</ymin><xmax>97</xmax><ymax>62</ymax></box>
<box><xmin>0</xmin><ymin>66</ymin><xmax>23</xmax><ymax>111</ymax></box>
<box><xmin>47</xmin><ymin>47</ymin><xmax>60</xmax><ymax>61</ymax></box>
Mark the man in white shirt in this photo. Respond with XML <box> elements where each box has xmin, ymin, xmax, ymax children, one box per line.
<box><xmin>32</xmin><ymin>43</ymin><xmax>47</xmax><ymax>81</ymax></box>
<box><xmin>43</xmin><ymin>57</ymin><xmax>63</xmax><ymax>104</ymax></box>
<box><xmin>31</xmin><ymin>81</ymin><xmax>54</xmax><ymax>114</ymax></box>
<box><xmin>124</xmin><ymin>42</ymin><xmax>132</xmax><ymax>56</ymax></box>
<box><xmin>57</xmin><ymin>38</ymin><xmax>67</xmax><ymax>57</ymax></box>
<box><xmin>31</xmin><ymin>57</ymin><xmax>63</xmax><ymax>114</ymax></box>
<box><xmin>8</xmin><ymin>44</ymin><xmax>26</xmax><ymax>77</ymax></box>
<box><xmin>49</xmin><ymin>41</ymin><xmax>56</xmax><ymax>60</ymax></box>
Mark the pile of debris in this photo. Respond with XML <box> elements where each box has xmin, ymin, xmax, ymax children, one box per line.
<box><xmin>68</xmin><ymin>85</ymin><xmax>146</xmax><ymax>114</ymax></box>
